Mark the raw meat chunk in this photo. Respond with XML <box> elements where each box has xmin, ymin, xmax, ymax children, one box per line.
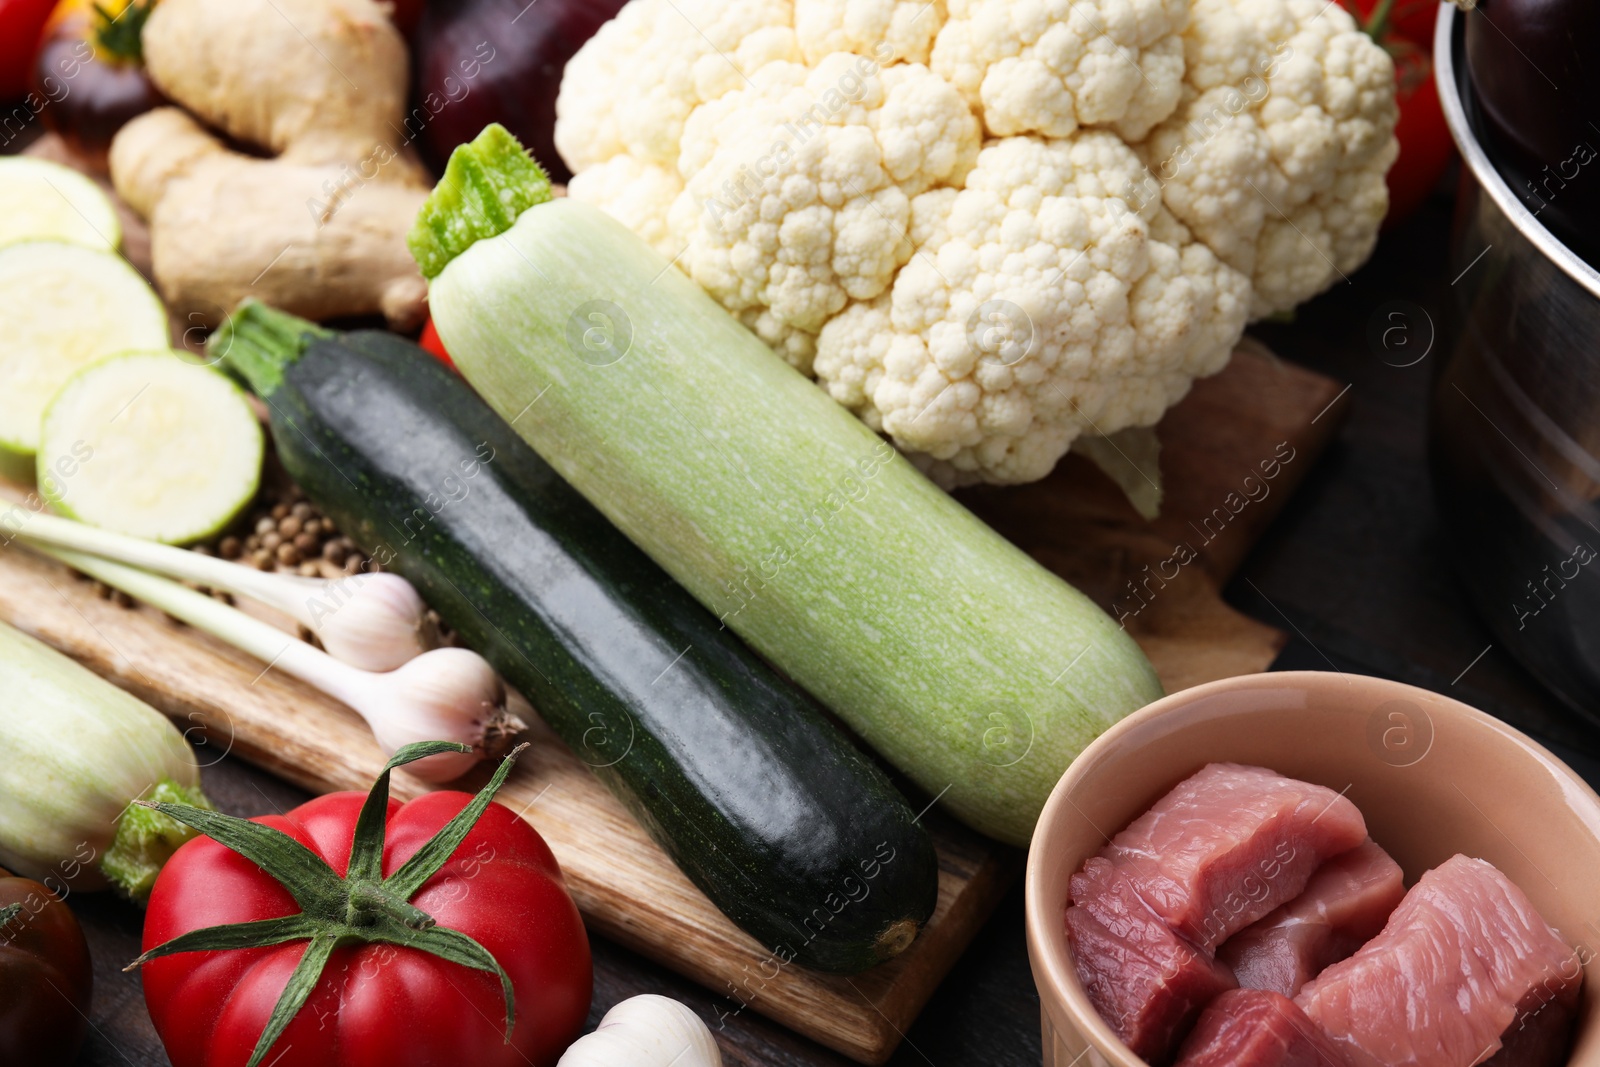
<box><xmin>1219</xmin><ymin>839</ymin><xmax>1405</xmax><ymax>996</ymax></box>
<box><xmin>1482</xmin><ymin>981</ymin><xmax>1584</xmax><ymax>1067</ymax></box>
<box><xmin>1297</xmin><ymin>855</ymin><xmax>1582</xmax><ymax>1067</ymax></box>
<box><xmin>1067</xmin><ymin>857</ymin><xmax>1238</xmax><ymax>1063</ymax></box>
<box><xmin>1175</xmin><ymin>989</ymin><xmax>1352</xmax><ymax>1067</ymax></box>
<box><xmin>1102</xmin><ymin>763</ymin><xmax>1369</xmax><ymax>951</ymax></box>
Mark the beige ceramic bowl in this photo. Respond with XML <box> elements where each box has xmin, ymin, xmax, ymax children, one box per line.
<box><xmin>1026</xmin><ymin>671</ymin><xmax>1600</xmax><ymax>1067</ymax></box>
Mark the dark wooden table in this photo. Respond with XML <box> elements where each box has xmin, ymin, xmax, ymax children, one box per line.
<box><xmin>61</xmin><ymin>181</ymin><xmax>1600</xmax><ymax>1067</ymax></box>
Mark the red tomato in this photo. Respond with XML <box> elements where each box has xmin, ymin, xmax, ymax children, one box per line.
<box><xmin>1340</xmin><ymin>0</ymin><xmax>1455</xmax><ymax>227</ymax></box>
<box><xmin>142</xmin><ymin>788</ymin><xmax>592</xmax><ymax>1067</ymax></box>
<box><xmin>419</xmin><ymin>315</ymin><xmax>455</xmax><ymax>370</ymax></box>
<box><xmin>0</xmin><ymin>0</ymin><xmax>57</xmax><ymax>98</ymax></box>
<box><xmin>1350</xmin><ymin>0</ymin><xmax>1439</xmax><ymax>46</ymax></box>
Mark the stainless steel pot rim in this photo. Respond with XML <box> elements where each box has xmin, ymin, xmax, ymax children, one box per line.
<box><xmin>1434</xmin><ymin>5</ymin><xmax>1600</xmax><ymax>302</ymax></box>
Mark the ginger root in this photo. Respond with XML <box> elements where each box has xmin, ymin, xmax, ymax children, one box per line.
<box><xmin>140</xmin><ymin>0</ymin><xmax>426</xmax><ymax>181</ymax></box>
<box><xmin>111</xmin><ymin>108</ymin><xmax>428</xmax><ymax>330</ymax></box>
<box><xmin>110</xmin><ymin>0</ymin><xmax>430</xmax><ymax>329</ymax></box>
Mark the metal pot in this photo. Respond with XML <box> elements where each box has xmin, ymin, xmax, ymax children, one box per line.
<box><xmin>1432</xmin><ymin>5</ymin><xmax>1600</xmax><ymax>721</ymax></box>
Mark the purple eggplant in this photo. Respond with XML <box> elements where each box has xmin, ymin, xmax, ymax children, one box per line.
<box><xmin>410</xmin><ymin>0</ymin><xmax>628</xmax><ymax>183</ymax></box>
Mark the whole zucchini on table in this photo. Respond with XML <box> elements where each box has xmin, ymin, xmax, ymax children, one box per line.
<box><xmin>215</xmin><ymin>303</ymin><xmax>938</xmax><ymax>974</ymax></box>
<box><xmin>409</xmin><ymin>125</ymin><xmax>1165</xmax><ymax>847</ymax></box>
<box><xmin>0</xmin><ymin>620</ymin><xmax>211</xmax><ymax>902</ymax></box>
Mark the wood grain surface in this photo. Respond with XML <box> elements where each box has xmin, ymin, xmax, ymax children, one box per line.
<box><xmin>3</xmin><ymin>134</ymin><xmax>1350</xmax><ymax>1065</ymax></box>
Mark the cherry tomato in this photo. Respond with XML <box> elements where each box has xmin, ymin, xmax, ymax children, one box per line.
<box><xmin>142</xmin><ymin>786</ymin><xmax>592</xmax><ymax>1067</ymax></box>
<box><xmin>0</xmin><ymin>867</ymin><xmax>93</xmax><ymax>1066</ymax></box>
<box><xmin>0</xmin><ymin>0</ymin><xmax>57</xmax><ymax>98</ymax></box>
<box><xmin>420</xmin><ymin>315</ymin><xmax>456</xmax><ymax>370</ymax></box>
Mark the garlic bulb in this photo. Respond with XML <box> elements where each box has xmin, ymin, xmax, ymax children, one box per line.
<box><xmin>294</xmin><ymin>570</ymin><xmax>438</xmax><ymax>672</ymax></box>
<box><xmin>15</xmin><ymin>512</ymin><xmax>437</xmax><ymax>671</ymax></box>
<box><xmin>37</xmin><ymin>547</ymin><xmax>525</xmax><ymax>783</ymax></box>
<box><xmin>333</xmin><ymin>648</ymin><xmax>515</xmax><ymax>782</ymax></box>
<box><xmin>558</xmin><ymin>996</ymin><xmax>722</xmax><ymax>1067</ymax></box>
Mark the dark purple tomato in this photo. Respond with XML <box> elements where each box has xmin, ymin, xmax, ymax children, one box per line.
<box><xmin>1463</xmin><ymin>0</ymin><xmax>1600</xmax><ymax>255</ymax></box>
<box><xmin>31</xmin><ymin>0</ymin><xmax>163</xmax><ymax>172</ymax></box>
<box><xmin>411</xmin><ymin>0</ymin><xmax>629</xmax><ymax>183</ymax></box>
<box><xmin>0</xmin><ymin>868</ymin><xmax>93</xmax><ymax>1067</ymax></box>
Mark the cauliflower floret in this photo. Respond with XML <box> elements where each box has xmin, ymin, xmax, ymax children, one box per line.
<box><xmin>565</xmin><ymin>157</ymin><xmax>685</xmax><ymax>259</ymax></box>
<box><xmin>814</xmin><ymin>135</ymin><xmax>1249</xmax><ymax>485</ymax></box>
<box><xmin>738</xmin><ymin>307</ymin><xmax>821</xmax><ymax>372</ymax></box>
<box><xmin>930</xmin><ymin>0</ymin><xmax>1189</xmax><ymax>140</ymax></box>
<box><xmin>659</xmin><ymin>55</ymin><xmax>980</xmax><ymax>369</ymax></box>
<box><xmin>1134</xmin><ymin>0</ymin><xmax>1397</xmax><ymax>317</ymax></box>
<box><xmin>795</xmin><ymin>0</ymin><xmax>948</xmax><ymax>65</ymax></box>
<box><xmin>554</xmin><ymin>0</ymin><xmax>800</xmax><ymax>174</ymax></box>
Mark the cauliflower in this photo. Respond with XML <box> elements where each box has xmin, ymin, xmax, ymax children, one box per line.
<box><xmin>660</xmin><ymin>55</ymin><xmax>982</xmax><ymax>374</ymax></box>
<box><xmin>1138</xmin><ymin>0</ymin><xmax>1398</xmax><ymax>316</ymax></box>
<box><xmin>930</xmin><ymin>0</ymin><xmax>1189</xmax><ymax>140</ymax></box>
<box><xmin>556</xmin><ymin>0</ymin><xmax>1395</xmax><ymax>487</ymax></box>
<box><xmin>815</xmin><ymin>136</ymin><xmax>1249</xmax><ymax>484</ymax></box>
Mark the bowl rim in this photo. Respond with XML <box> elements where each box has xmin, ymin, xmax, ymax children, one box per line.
<box><xmin>1024</xmin><ymin>669</ymin><xmax>1600</xmax><ymax>1067</ymax></box>
<box><xmin>1434</xmin><ymin>4</ymin><xmax>1600</xmax><ymax>301</ymax></box>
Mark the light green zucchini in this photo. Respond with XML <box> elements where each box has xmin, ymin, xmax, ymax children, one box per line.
<box><xmin>411</xmin><ymin>126</ymin><xmax>1164</xmax><ymax>846</ymax></box>
<box><xmin>0</xmin><ymin>620</ymin><xmax>211</xmax><ymax>901</ymax></box>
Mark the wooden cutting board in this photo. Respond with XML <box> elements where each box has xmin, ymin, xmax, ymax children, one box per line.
<box><xmin>1</xmin><ymin>135</ymin><xmax>1349</xmax><ymax>1065</ymax></box>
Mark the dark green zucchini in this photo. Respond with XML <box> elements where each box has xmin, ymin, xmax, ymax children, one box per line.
<box><xmin>215</xmin><ymin>302</ymin><xmax>937</xmax><ymax>974</ymax></box>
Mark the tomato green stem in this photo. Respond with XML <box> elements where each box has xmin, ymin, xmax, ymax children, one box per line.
<box><xmin>93</xmin><ymin>0</ymin><xmax>155</xmax><ymax>63</ymax></box>
<box><xmin>346</xmin><ymin>883</ymin><xmax>437</xmax><ymax>930</ymax></box>
<box><xmin>0</xmin><ymin>903</ymin><xmax>21</xmax><ymax>932</ymax></box>
<box><xmin>1362</xmin><ymin>0</ymin><xmax>1398</xmax><ymax>40</ymax></box>
<box><xmin>127</xmin><ymin>740</ymin><xmax>528</xmax><ymax>1067</ymax></box>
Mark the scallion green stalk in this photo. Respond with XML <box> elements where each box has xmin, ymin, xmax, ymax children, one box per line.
<box><xmin>36</xmin><ymin>546</ymin><xmax>523</xmax><ymax>783</ymax></box>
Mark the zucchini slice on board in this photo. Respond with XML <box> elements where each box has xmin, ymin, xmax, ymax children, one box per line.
<box><xmin>0</xmin><ymin>240</ymin><xmax>167</xmax><ymax>482</ymax></box>
<box><xmin>39</xmin><ymin>350</ymin><xmax>263</xmax><ymax>544</ymax></box>
<box><xmin>216</xmin><ymin>303</ymin><xmax>939</xmax><ymax>975</ymax></box>
<box><xmin>0</xmin><ymin>157</ymin><xmax>121</xmax><ymax>251</ymax></box>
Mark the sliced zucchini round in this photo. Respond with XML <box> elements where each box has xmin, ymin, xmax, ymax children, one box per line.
<box><xmin>0</xmin><ymin>158</ymin><xmax>121</xmax><ymax>251</ymax></box>
<box><xmin>0</xmin><ymin>241</ymin><xmax>168</xmax><ymax>481</ymax></box>
<box><xmin>39</xmin><ymin>350</ymin><xmax>263</xmax><ymax>544</ymax></box>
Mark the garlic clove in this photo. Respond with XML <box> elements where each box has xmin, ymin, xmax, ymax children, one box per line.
<box><xmin>298</xmin><ymin>571</ymin><xmax>439</xmax><ymax>672</ymax></box>
<box><xmin>365</xmin><ymin>647</ymin><xmax>524</xmax><ymax>783</ymax></box>
<box><xmin>558</xmin><ymin>995</ymin><xmax>722</xmax><ymax>1067</ymax></box>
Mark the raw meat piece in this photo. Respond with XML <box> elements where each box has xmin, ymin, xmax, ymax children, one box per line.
<box><xmin>1297</xmin><ymin>855</ymin><xmax>1582</xmax><ymax>1067</ymax></box>
<box><xmin>1219</xmin><ymin>839</ymin><xmax>1405</xmax><ymax>996</ymax></box>
<box><xmin>1067</xmin><ymin>857</ymin><xmax>1238</xmax><ymax>1063</ymax></box>
<box><xmin>1175</xmin><ymin>989</ymin><xmax>1352</xmax><ymax>1067</ymax></box>
<box><xmin>1481</xmin><ymin>981</ymin><xmax>1584</xmax><ymax>1067</ymax></box>
<box><xmin>1101</xmin><ymin>763</ymin><xmax>1369</xmax><ymax>951</ymax></box>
